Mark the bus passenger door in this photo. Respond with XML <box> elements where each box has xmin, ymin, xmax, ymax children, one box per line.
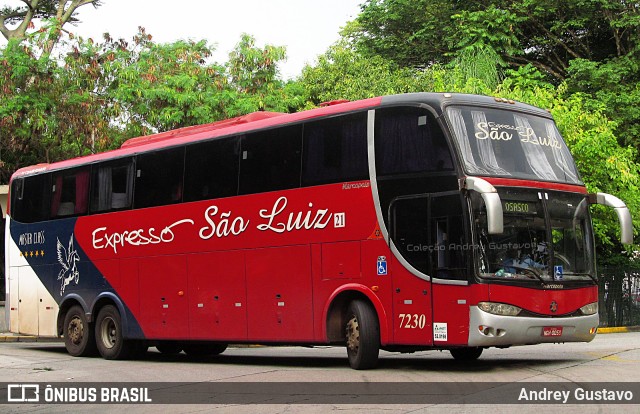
<box><xmin>389</xmin><ymin>196</ymin><xmax>433</xmax><ymax>346</ymax></box>
<box><xmin>429</xmin><ymin>193</ymin><xmax>471</xmax><ymax>346</ymax></box>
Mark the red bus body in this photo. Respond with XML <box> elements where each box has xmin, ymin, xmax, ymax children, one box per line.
<box><xmin>5</xmin><ymin>93</ymin><xmax>629</xmax><ymax>369</ymax></box>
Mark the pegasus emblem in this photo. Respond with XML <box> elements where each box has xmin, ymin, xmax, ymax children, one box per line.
<box><xmin>57</xmin><ymin>236</ymin><xmax>80</xmax><ymax>296</ymax></box>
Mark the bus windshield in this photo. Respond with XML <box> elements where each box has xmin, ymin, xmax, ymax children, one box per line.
<box><xmin>473</xmin><ymin>190</ymin><xmax>595</xmax><ymax>282</ymax></box>
<box><xmin>446</xmin><ymin>105</ymin><xmax>582</xmax><ymax>184</ymax></box>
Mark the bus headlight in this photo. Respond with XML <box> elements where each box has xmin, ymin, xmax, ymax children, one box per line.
<box><xmin>478</xmin><ymin>302</ymin><xmax>522</xmax><ymax>316</ymax></box>
<box><xmin>580</xmin><ymin>302</ymin><xmax>598</xmax><ymax>315</ymax></box>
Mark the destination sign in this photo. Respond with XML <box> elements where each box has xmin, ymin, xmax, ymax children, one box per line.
<box><xmin>502</xmin><ymin>201</ymin><xmax>537</xmax><ymax>215</ymax></box>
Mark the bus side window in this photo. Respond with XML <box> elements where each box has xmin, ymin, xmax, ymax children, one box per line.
<box><xmin>239</xmin><ymin>125</ymin><xmax>302</xmax><ymax>195</ymax></box>
<box><xmin>11</xmin><ymin>174</ymin><xmax>51</xmax><ymax>223</ymax></box>
<box><xmin>302</xmin><ymin>112</ymin><xmax>368</xmax><ymax>186</ymax></box>
<box><xmin>90</xmin><ymin>158</ymin><xmax>135</xmax><ymax>213</ymax></box>
<box><xmin>375</xmin><ymin>107</ymin><xmax>454</xmax><ymax>175</ymax></box>
<box><xmin>184</xmin><ymin>136</ymin><xmax>240</xmax><ymax>202</ymax></box>
<box><xmin>430</xmin><ymin>194</ymin><xmax>468</xmax><ymax>280</ymax></box>
<box><xmin>134</xmin><ymin>148</ymin><xmax>185</xmax><ymax>209</ymax></box>
<box><xmin>50</xmin><ymin>168</ymin><xmax>90</xmax><ymax>217</ymax></box>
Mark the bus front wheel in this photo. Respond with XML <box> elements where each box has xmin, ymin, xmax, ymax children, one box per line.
<box><xmin>345</xmin><ymin>300</ymin><xmax>380</xmax><ymax>370</ymax></box>
<box><xmin>95</xmin><ymin>305</ymin><xmax>130</xmax><ymax>360</ymax></box>
<box><xmin>63</xmin><ymin>305</ymin><xmax>97</xmax><ymax>357</ymax></box>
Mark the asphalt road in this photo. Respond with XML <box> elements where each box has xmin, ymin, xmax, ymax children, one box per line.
<box><xmin>1</xmin><ymin>332</ymin><xmax>639</xmax><ymax>413</ymax></box>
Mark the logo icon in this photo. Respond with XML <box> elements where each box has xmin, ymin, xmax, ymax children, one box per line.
<box><xmin>550</xmin><ymin>300</ymin><xmax>558</xmax><ymax>313</ymax></box>
<box><xmin>8</xmin><ymin>384</ymin><xmax>40</xmax><ymax>402</ymax></box>
<box><xmin>57</xmin><ymin>235</ymin><xmax>80</xmax><ymax>296</ymax></box>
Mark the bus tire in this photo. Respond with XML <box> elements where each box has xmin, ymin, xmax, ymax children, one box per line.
<box><xmin>95</xmin><ymin>305</ymin><xmax>130</xmax><ymax>360</ymax></box>
<box><xmin>63</xmin><ymin>305</ymin><xmax>97</xmax><ymax>357</ymax></box>
<box><xmin>345</xmin><ymin>299</ymin><xmax>380</xmax><ymax>370</ymax></box>
<box><xmin>183</xmin><ymin>343</ymin><xmax>228</xmax><ymax>356</ymax></box>
<box><xmin>450</xmin><ymin>347</ymin><xmax>483</xmax><ymax>361</ymax></box>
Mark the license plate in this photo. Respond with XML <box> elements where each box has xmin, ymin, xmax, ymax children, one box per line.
<box><xmin>542</xmin><ymin>326</ymin><xmax>563</xmax><ymax>337</ymax></box>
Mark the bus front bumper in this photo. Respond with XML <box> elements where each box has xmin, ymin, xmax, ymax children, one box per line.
<box><xmin>468</xmin><ymin>306</ymin><xmax>599</xmax><ymax>347</ymax></box>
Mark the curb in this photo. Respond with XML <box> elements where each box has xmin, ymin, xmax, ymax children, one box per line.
<box><xmin>0</xmin><ymin>333</ymin><xmax>63</xmax><ymax>343</ymax></box>
<box><xmin>597</xmin><ymin>326</ymin><xmax>640</xmax><ymax>334</ymax></box>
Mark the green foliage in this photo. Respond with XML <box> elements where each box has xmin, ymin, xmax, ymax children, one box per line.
<box><xmin>351</xmin><ymin>0</ymin><xmax>640</xmax><ymax>82</ymax></box>
<box><xmin>226</xmin><ymin>33</ymin><xmax>302</xmax><ymax>115</ymax></box>
<box><xmin>348</xmin><ymin>0</ymin><xmax>460</xmax><ymax>68</ymax></box>
<box><xmin>0</xmin><ymin>26</ymin><xmax>300</xmax><ymax>182</ymax></box>
<box><xmin>299</xmin><ymin>42</ymin><xmax>431</xmax><ymax>105</ymax></box>
<box><xmin>565</xmin><ymin>57</ymin><xmax>640</xmax><ymax>151</ymax></box>
<box><xmin>451</xmin><ymin>5</ymin><xmax>521</xmax><ymax>57</ymax></box>
<box><xmin>299</xmin><ymin>41</ymin><xmax>503</xmax><ymax>105</ymax></box>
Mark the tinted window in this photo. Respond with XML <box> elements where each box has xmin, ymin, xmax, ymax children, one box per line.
<box><xmin>446</xmin><ymin>105</ymin><xmax>581</xmax><ymax>184</ymax></box>
<box><xmin>90</xmin><ymin>158</ymin><xmax>135</xmax><ymax>213</ymax></box>
<box><xmin>11</xmin><ymin>174</ymin><xmax>51</xmax><ymax>223</ymax></box>
<box><xmin>430</xmin><ymin>193</ymin><xmax>468</xmax><ymax>280</ymax></box>
<box><xmin>375</xmin><ymin>107</ymin><xmax>453</xmax><ymax>175</ymax></box>
<box><xmin>184</xmin><ymin>136</ymin><xmax>240</xmax><ymax>201</ymax></box>
<box><xmin>302</xmin><ymin>112</ymin><xmax>368</xmax><ymax>186</ymax></box>
<box><xmin>239</xmin><ymin>125</ymin><xmax>302</xmax><ymax>194</ymax></box>
<box><xmin>391</xmin><ymin>193</ymin><xmax>468</xmax><ymax>280</ymax></box>
<box><xmin>135</xmin><ymin>148</ymin><xmax>185</xmax><ymax>208</ymax></box>
<box><xmin>51</xmin><ymin>168</ymin><xmax>90</xmax><ymax>217</ymax></box>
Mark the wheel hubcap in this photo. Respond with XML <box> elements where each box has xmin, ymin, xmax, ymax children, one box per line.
<box><xmin>68</xmin><ymin>317</ymin><xmax>83</xmax><ymax>345</ymax></box>
<box><xmin>346</xmin><ymin>315</ymin><xmax>360</xmax><ymax>353</ymax></box>
<box><xmin>100</xmin><ymin>316</ymin><xmax>117</xmax><ymax>349</ymax></box>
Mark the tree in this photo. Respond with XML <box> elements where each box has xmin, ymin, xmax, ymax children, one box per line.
<box><xmin>299</xmin><ymin>40</ymin><xmax>501</xmax><ymax>106</ymax></box>
<box><xmin>565</xmin><ymin>57</ymin><xmax>640</xmax><ymax>152</ymax></box>
<box><xmin>0</xmin><ymin>28</ymin><xmax>301</xmax><ymax>182</ymax></box>
<box><xmin>226</xmin><ymin>33</ymin><xmax>303</xmax><ymax>115</ymax></box>
<box><xmin>351</xmin><ymin>0</ymin><xmax>640</xmax><ymax>82</ymax></box>
<box><xmin>0</xmin><ymin>0</ymin><xmax>102</xmax><ymax>54</ymax></box>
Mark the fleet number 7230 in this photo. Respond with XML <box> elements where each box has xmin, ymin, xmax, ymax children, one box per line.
<box><xmin>398</xmin><ymin>313</ymin><xmax>426</xmax><ymax>329</ymax></box>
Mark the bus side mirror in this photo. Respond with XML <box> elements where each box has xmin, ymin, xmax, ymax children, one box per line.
<box><xmin>465</xmin><ymin>177</ymin><xmax>503</xmax><ymax>234</ymax></box>
<box><xmin>589</xmin><ymin>192</ymin><xmax>634</xmax><ymax>245</ymax></box>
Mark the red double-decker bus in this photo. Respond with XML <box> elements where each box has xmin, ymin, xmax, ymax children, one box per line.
<box><xmin>4</xmin><ymin>93</ymin><xmax>633</xmax><ymax>369</ymax></box>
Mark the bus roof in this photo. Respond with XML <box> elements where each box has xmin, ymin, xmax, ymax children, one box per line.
<box><xmin>10</xmin><ymin>92</ymin><xmax>551</xmax><ymax>180</ymax></box>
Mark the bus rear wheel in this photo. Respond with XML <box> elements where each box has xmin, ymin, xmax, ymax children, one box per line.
<box><xmin>345</xmin><ymin>300</ymin><xmax>380</xmax><ymax>370</ymax></box>
<box><xmin>63</xmin><ymin>305</ymin><xmax>97</xmax><ymax>357</ymax></box>
<box><xmin>450</xmin><ymin>347</ymin><xmax>483</xmax><ymax>361</ymax></box>
<box><xmin>95</xmin><ymin>305</ymin><xmax>131</xmax><ymax>360</ymax></box>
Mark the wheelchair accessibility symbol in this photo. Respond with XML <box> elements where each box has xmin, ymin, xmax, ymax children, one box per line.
<box><xmin>377</xmin><ymin>256</ymin><xmax>388</xmax><ymax>276</ymax></box>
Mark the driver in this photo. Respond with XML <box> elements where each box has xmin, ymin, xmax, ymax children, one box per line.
<box><xmin>496</xmin><ymin>234</ymin><xmax>546</xmax><ymax>276</ymax></box>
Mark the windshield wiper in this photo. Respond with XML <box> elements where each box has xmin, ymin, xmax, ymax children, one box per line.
<box><xmin>561</xmin><ymin>272</ymin><xmax>597</xmax><ymax>283</ymax></box>
<box><xmin>507</xmin><ymin>264</ymin><xmax>545</xmax><ymax>282</ymax></box>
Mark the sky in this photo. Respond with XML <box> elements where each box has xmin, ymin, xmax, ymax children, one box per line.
<box><xmin>1</xmin><ymin>0</ymin><xmax>364</xmax><ymax>79</ymax></box>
